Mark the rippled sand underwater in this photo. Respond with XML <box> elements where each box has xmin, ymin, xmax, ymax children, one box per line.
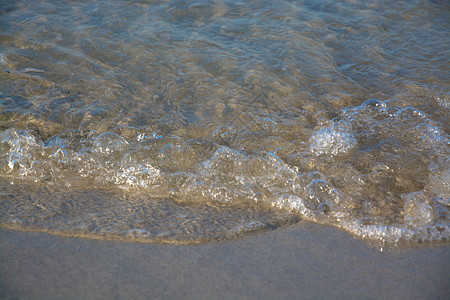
<box><xmin>0</xmin><ymin>0</ymin><xmax>448</xmax><ymax>244</ymax></box>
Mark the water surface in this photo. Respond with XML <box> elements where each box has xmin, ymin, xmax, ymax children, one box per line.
<box><xmin>0</xmin><ymin>0</ymin><xmax>448</xmax><ymax>243</ymax></box>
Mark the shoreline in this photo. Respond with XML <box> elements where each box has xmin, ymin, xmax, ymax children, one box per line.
<box><xmin>1</xmin><ymin>222</ymin><xmax>448</xmax><ymax>299</ymax></box>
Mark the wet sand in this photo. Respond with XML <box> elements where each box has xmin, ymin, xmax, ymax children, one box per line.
<box><xmin>0</xmin><ymin>222</ymin><xmax>448</xmax><ymax>300</ymax></box>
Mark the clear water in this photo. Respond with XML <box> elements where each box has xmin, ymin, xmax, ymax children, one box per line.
<box><xmin>0</xmin><ymin>0</ymin><xmax>448</xmax><ymax>244</ymax></box>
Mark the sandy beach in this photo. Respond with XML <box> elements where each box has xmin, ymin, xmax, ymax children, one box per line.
<box><xmin>1</xmin><ymin>222</ymin><xmax>448</xmax><ymax>299</ymax></box>
<box><xmin>1</xmin><ymin>1</ymin><xmax>449</xmax><ymax>299</ymax></box>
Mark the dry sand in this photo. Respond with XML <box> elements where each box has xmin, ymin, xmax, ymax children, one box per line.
<box><xmin>0</xmin><ymin>221</ymin><xmax>448</xmax><ymax>299</ymax></box>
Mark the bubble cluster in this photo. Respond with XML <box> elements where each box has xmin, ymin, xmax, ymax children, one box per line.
<box><xmin>310</xmin><ymin>127</ymin><xmax>357</xmax><ymax>156</ymax></box>
<box><xmin>292</xmin><ymin>99</ymin><xmax>449</xmax><ymax>242</ymax></box>
<box><xmin>0</xmin><ymin>129</ymin><xmax>163</xmax><ymax>190</ymax></box>
<box><xmin>0</xmin><ymin>96</ymin><xmax>449</xmax><ymax>243</ymax></box>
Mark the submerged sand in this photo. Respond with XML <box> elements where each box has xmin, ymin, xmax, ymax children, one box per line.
<box><xmin>0</xmin><ymin>222</ymin><xmax>448</xmax><ymax>299</ymax></box>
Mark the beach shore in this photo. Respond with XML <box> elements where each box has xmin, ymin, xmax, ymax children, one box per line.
<box><xmin>1</xmin><ymin>222</ymin><xmax>448</xmax><ymax>299</ymax></box>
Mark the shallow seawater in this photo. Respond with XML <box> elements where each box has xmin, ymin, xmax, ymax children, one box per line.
<box><xmin>0</xmin><ymin>0</ymin><xmax>448</xmax><ymax>244</ymax></box>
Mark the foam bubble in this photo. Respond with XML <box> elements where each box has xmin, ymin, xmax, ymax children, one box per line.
<box><xmin>127</xmin><ymin>229</ymin><xmax>151</xmax><ymax>238</ymax></box>
<box><xmin>94</xmin><ymin>132</ymin><xmax>129</xmax><ymax>154</ymax></box>
<box><xmin>310</xmin><ymin>127</ymin><xmax>357</xmax><ymax>156</ymax></box>
<box><xmin>0</xmin><ymin>129</ymin><xmax>42</xmax><ymax>178</ymax></box>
